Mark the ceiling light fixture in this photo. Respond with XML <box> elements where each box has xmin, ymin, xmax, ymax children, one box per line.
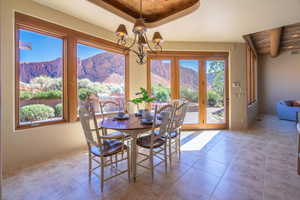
<box><xmin>115</xmin><ymin>0</ymin><xmax>163</xmax><ymax>65</ymax></box>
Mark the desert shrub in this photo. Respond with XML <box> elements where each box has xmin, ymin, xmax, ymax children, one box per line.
<box><xmin>29</xmin><ymin>76</ymin><xmax>62</xmax><ymax>91</ymax></box>
<box><xmin>33</xmin><ymin>90</ymin><xmax>62</xmax><ymax>99</ymax></box>
<box><xmin>180</xmin><ymin>88</ymin><xmax>198</xmax><ymax>103</ymax></box>
<box><xmin>20</xmin><ymin>91</ymin><xmax>33</xmax><ymax>100</ymax></box>
<box><xmin>77</xmin><ymin>79</ymin><xmax>94</xmax><ymax>90</ymax></box>
<box><xmin>152</xmin><ymin>84</ymin><xmax>171</xmax><ymax>102</ymax></box>
<box><xmin>207</xmin><ymin>90</ymin><xmax>220</xmax><ymax>107</ymax></box>
<box><xmin>20</xmin><ymin>104</ymin><xmax>55</xmax><ymax>122</ymax></box>
<box><xmin>54</xmin><ymin>103</ymin><xmax>63</xmax><ymax>117</ymax></box>
<box><xmin>78</xmin><ymin>88</ymin><xmax>97</xmax><ymax>101</ymax></box>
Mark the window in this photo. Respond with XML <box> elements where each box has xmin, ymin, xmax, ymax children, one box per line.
<box><xmin>16</xmin><ymin>29</ymin><xmax>64</xmax><ymax>127</ymax></box>
<box><xmin>149</xmin><ymin>59</ymin><xmax>172</xmax><ymax>109</ymax></box>
<box><xmin>77</xmin><ymin>43</ymin><xmax>126</xmax><ymax>113</ymax></box>
<box><xmin>15</xmin><ymin>12</ymin><xmax>129</xmax><ymax>129</ymax></box>
<box><xmin>246</xmin><ymin>45</ymin><xmax>257</xmax><ymax>105</ymax></box>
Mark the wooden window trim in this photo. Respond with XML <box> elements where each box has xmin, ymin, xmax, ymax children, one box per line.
<box><xmin>246</xmin><ymin>45</ymin><xmax>257</xmax><ymax>105</ymax></box>
<box><xmin>15</xmin><ymin>12</ymin><xmax>129</xmax><ymax>129</ymax></box>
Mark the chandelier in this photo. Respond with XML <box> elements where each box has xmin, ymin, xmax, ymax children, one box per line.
<box><xmin>115</xmin><ymin>0</ymin><xmax>163</xmax><ymax>65</ymax></box>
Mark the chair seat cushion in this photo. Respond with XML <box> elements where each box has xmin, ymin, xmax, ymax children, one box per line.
<box><xmin>106</xmin><ymin>131</ymin><xmax>130</xmax><ymax>139</ymax></box>
<box><xmin>91</xmin><ymin>140</ymin><xmax>127</xmax><ymax>157</ymax></box>
<box><xmin>154</xmin><ymin>130</ymin><xmax>178</xmax><ymax>139</ymax></box>
<box><xmin>137</xmin><ymin>135</ymin><xmax>165</xmax><ymax>149</ymax></box>
<box><xmin>164</xmin><ymin>131</ymin><xmax>179</xmax><ymax>139</ymax></box>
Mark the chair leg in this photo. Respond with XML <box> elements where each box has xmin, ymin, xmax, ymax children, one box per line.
<box><xmin>127</xmin><ymin>149</ymin><xmax>131</xmax><ymax>183</ymax></box>
<box><xmin>168</xmin><ymin>137</ymin><xmax>172</xmax><ymax>166</ymax></box>
<box><xmin>164</xmin><ymin>142</ymin><xmax>168</xmax><ymax>174</ymax></box>
<box><xmin>178</xmin><ymin>130</ymin><xmax>181</xmax><ymax>160</ymax></box>
<box><xmin>150</xmin><ymin>148</ymin><xmax>154</xmax><ymax>182</ymax></box>
<box><xmin>115</xmin><ymin>154</ymin><xmax>118</xmax><ymax>168</ymax></box>
<box><xmin>100</xmin><ymin>157</ymin><xmax>104</xmax><ymax>192</ymax></box>
<box><xmin>110</xmin><ymin>156</ymin><xmax>113</xmax><ymax>171</ymax></box>
<box><xmin>88</xmin><ymin>151</ymin><xmax>92</xmax><ymax>180</ymax></box>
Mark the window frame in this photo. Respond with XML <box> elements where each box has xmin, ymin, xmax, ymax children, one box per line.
<box><xmin>15</xmin><ymin>12</ymin><xmax>129</xmax><ymax>129</ymax></box>
<box><xmin>75</xmin><ymin>40</ymin><xmax>129</xmax><ymax>118</ymax></box>
<box><xmin>15</xmin><ymin>25</ymin><xmax>67</xmax><ymax>129</ymax></box>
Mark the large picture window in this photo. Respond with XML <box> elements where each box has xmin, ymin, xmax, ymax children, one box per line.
<box><xmin>77</xmin><ymin>43</ymin><xmax>126</xmax><ymax>113</ymax></box>
<box><xmin>15</xmin><ymin>12</ymin><xmax>129</xmax><ymax>129</ymax></box>
<box><xmin>17</xmin><ymin>29</ymin><xmax>64</xmax><ymax>126</ymax></box>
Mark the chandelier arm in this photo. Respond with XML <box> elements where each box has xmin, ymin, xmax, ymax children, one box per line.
<box><xmin>126</xmin><ymin>33</ymin><xmax>137</xmax><ymax>50</ymax></box>
<box><xmin>143</xmin><ymin>33</ymin><xmax>155</xmax><ymax>53</ymax></box>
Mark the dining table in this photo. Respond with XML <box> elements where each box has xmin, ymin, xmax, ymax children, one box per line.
<box><xmin>100</xmin><ymin>114</ymin><xmax>160</xmax><ymax>181</ymax></box>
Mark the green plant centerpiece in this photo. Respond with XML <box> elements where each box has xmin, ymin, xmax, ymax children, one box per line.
<box><xmin>131</xmin><ymin>88</ymin><xmax>155</xmax><ymax>115</ymax></box>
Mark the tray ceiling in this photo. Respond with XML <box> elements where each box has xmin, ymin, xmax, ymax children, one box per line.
<box><xmin>87</xmin><ymin>0</ymin><xmax>200</xmax><ymax>27</ymax></box>
<box><xmin>33</xmin><ymin>0</ymin><xmax>300</xmax><ymax>42</ymax></box>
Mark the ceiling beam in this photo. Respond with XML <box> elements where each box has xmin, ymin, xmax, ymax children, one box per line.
<box><xmin>269</xmin><ymin>27</ymin><xmax>283</xmax><ymax>57</ymax></box>
<box><xmin>243</xmin><ymin>35</ymin><xmax>258</xmax><ymax>57</ymax></box>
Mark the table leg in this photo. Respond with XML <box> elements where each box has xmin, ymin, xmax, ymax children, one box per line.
<box><xmin>131</xmin><ymin>134</ymin><xmax>137</xmax><ymax>181</ymax></box>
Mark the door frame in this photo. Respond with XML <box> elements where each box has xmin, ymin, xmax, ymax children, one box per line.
<box><xmin>147</xmin><ymin>51</ymin><xmax>229</xmax><ymax>130</ymax></box>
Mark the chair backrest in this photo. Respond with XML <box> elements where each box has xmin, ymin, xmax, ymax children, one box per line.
<box><xmin>99</xmin><ymin>101</ymin><xmax>121</xmax><ymax>120</ymax></box>
<box><xmin>173</xmin><ymin>101</ymin><xmax>188</xmax><ymax>129</ymax></box>
<box><xmin>152</xmin><ymin>104</ymin><xmax>175</xmax><ymax>141</ymax></box>
<box><xmin>79</xmin><ymin>106</ymin><xmax>100</xmax><ymax>148</ymax></box>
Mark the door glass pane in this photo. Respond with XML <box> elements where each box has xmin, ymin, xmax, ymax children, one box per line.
<box><xmin>179</xmin><ymin>60</ymin><xmax>199</xmax><ymax>124</ymax></box>
<box><xmin>150</xmin><ymin>59</ymin><xmax>171</xmax><ymax>109</ymax></box>
<box><xmin>206</xmin><ymin>60</ymin><xmax>225</xmax><ymax>124</ymax></box>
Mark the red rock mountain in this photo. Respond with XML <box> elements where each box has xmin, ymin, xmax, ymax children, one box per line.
<box><xmin>20</xmin><ymin>52</ymin><xmax>199</xmax><ymax>88</ymax></box>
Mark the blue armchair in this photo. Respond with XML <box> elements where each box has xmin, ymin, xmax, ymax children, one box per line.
<box><xmin>277</xmin><ymin>100</ymin><xmax>300</xmax><ymax>121</ymax></box>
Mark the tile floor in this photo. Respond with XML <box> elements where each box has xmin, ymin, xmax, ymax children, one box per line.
<box><xmin>3</xmin><ymin>115</ymin><xmax>300</xmax><ymax>200</ymax></box>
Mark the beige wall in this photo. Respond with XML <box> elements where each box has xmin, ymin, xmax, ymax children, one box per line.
<box><xmin>0</xmin><ymin>0</ymin><xmax>248</xmax><ymax>174</ymax></box>
<box><xmin>259</xmin><ymin>51</ymin><xmax>300</xmax><ymax>115</ymax></box>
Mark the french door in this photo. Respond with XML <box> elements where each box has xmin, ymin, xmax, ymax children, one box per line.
<box><xmin>148</xmin><ymin>52</ymin><xmax>228</xmax><ymax>129</ymax></box>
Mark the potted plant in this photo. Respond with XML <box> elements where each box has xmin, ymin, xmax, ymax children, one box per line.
<box><xmin>131</xmin><ymin>88</ymin><xmax>156</xmax><ymax>115</ymax></box>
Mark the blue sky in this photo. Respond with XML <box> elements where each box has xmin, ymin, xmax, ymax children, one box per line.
<box><xmin>19</xmin><ymin>29</ymin><xmax>106</xmax><ymax>62</ymax></box>
<box><xmin>161</xmin><ymin>59</ymin><xmax>199</xmax><ymax>71</ymax></box>
<box><xmin>179</xmin><ymin>60</ymin><xmax>199</xmax><ymax>71</ymax></box>
<box><xmin>77</xmin><ymin>43</ymin><xmax>105</xmax><ymax>59</ymax></box>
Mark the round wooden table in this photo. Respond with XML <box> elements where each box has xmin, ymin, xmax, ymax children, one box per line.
<box><xmin>100</xmin><ymin>114</ymin><xmax>158</xmax><ymax>181</ymax></box>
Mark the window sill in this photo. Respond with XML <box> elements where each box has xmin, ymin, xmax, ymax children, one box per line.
<box><xmin>16</xmin><ymin>119</ymin><xmax>66</xmax><ymax>130</ymax></box>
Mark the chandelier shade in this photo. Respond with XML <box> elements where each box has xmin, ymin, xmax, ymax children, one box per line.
<box><xmin>114</xmin><ymin>0</ymin><xmax>163</xmax><ymax>65</ymax></box>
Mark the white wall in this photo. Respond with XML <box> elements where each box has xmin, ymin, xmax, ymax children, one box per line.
<box><xmin>0</xmin><ymin>0</ymin><xmax>248</xmax><ymax>174</ymax></box>
<box><xmin>259</xmin><ymin>51</ymin><xmax>300</xmax><ymax>114</ymax></box>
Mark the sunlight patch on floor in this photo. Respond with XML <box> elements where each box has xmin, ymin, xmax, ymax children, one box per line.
<box><xmin>181</xmin><ymin>130</ymin><xmax>220</xmax><ymax>151</ymax></box>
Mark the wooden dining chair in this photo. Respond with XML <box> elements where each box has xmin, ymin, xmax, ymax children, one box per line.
<box><xmin>136</xmin><ymin>105</ymin><xmax>175</xmax><ymax>181</ymax></box>
<box><xmin>165</xmin><ymin>101</ymin><xmax>188</xmax><ymax>165</ymax></box>
<box><xmin>79</xmin><ymin>106</ymin><xmax>130</xmax><ymax>192</ymax></box>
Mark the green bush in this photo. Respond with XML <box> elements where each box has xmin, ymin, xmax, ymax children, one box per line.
<box><xmin>152</xmin><ymin>84</ymin><xmax>171</xmax><ymax>102</ymax></box>
<box><xmin>207</xmin><ymin>90</ymin><xmax>220</xmax><ymax>107</ymax></box>
<box><xmin>20</xmin><ymin>91</ymin><xmax>33</xmax><ymax>100</ymax></box>
<box><xmin>33</xmin><ymin>90</ymin><xmax>62</xmax><ymax>99</ymax></box>
<box><xmin>78</xmin><ymin>88</ymin><xmax>97</xmax><ymax>101</ymax></box>
<box><xmin>180</xmin><ymin>88</ymin><xmax>198</xmax><ymax>103</ymax></box>
<box><xmin>20</xmin><ymin>104</ymin><xmax>55</xmax><ymax>122</ymax></box>
<box><xmin>54</xmin><ymin>103</ymin><xmax>63</xmax><ymax>117</ymax></box>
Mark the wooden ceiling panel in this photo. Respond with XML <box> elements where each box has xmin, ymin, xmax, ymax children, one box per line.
<box><xmin>244</xmin><ymin>21</ymin><xmax>300</xmax><ymax>56</ymax></box>
<box><xmin>88</xmin><ymin>0</ymin><xmax>200</xmax><ymax>27</ymax></box>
